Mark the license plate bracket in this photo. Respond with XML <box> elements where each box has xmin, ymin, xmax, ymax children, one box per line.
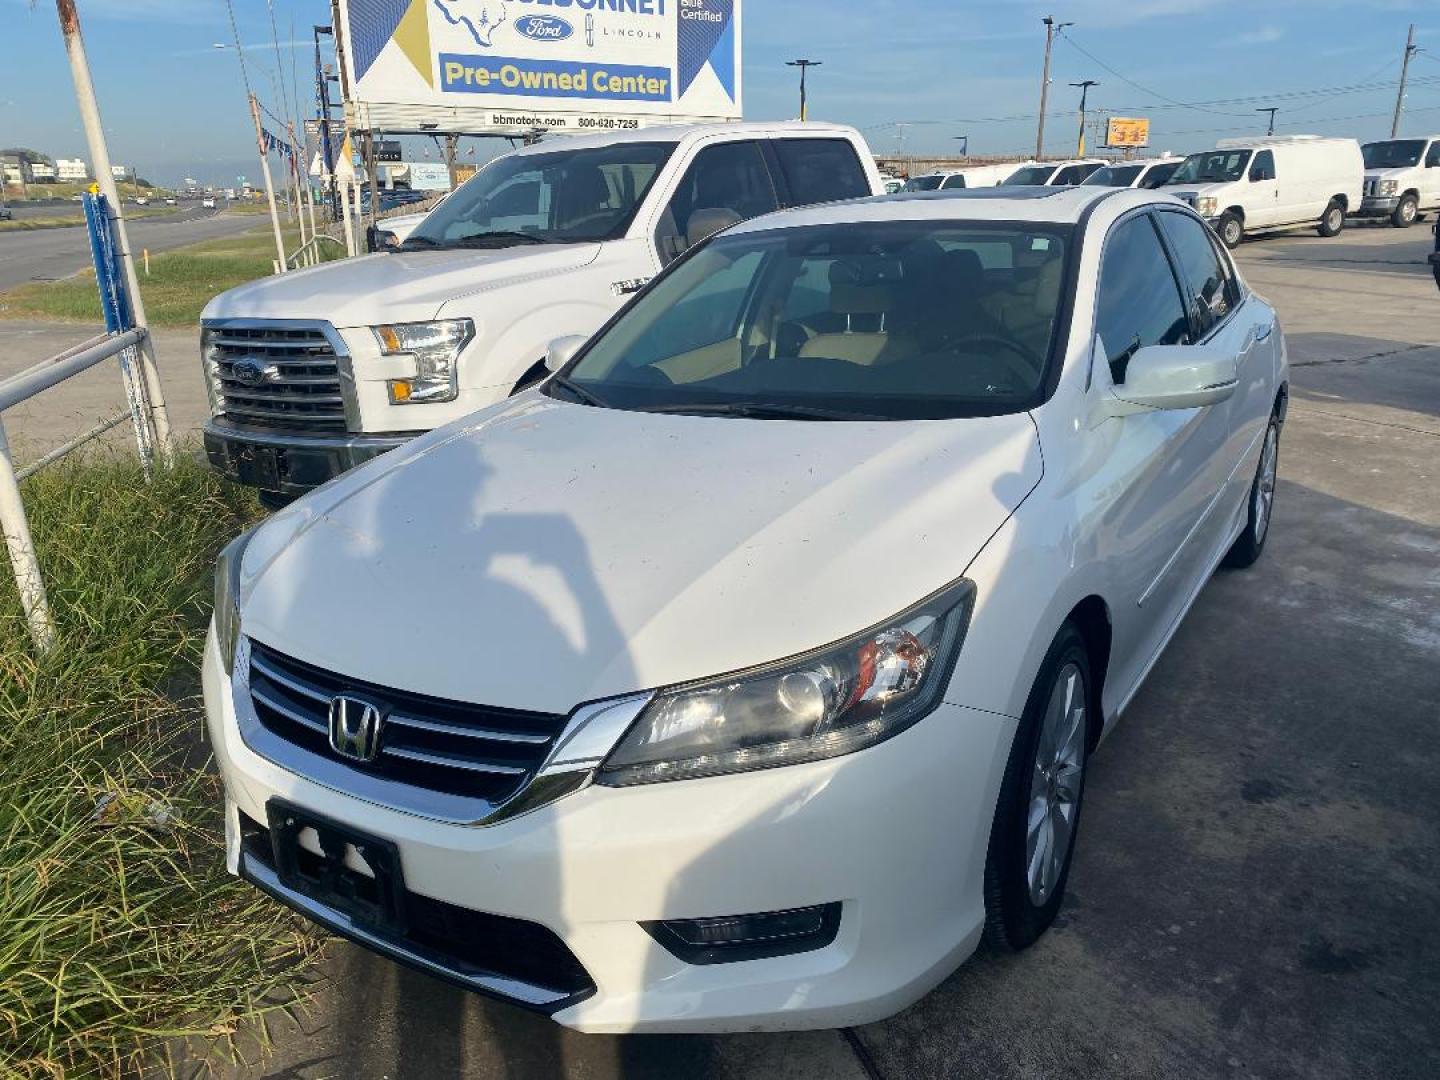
<box><xmin>233</xmin><ymin>443</ymin><xmax>282</xmax><ymax>489</ymax></box>
<box><xmin>265</xmin><ymin>800</ymin><xmax>407</xmax><ymax>935</ymax></box>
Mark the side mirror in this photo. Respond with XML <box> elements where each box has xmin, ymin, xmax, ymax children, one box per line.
<box><xmin>544</xmin><ymin>334</ymin><xmax>588</xmax><ymax>374</ymax></box>
<box><xmin>1112</xmin><ymin>344</ymin><xmax>1238</xmax><ymax>413</ymax></box>
<box><xmin>685</xmin><ymin>207</ymin><xmax>743</xmax><ymax>250</ymax></box>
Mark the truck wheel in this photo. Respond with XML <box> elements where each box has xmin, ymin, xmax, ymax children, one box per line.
<box><xmin>1391</xmin><ymin>194</ymin><xmax>1419</xmax><ymax>228</ymax></box>
<box><xmin>1217</xmin><ymin>212</ymin><xmax>1244</xmax><ymax>249</ymax></box>
<box><xmin>1317</xmin><ymin>200</ymin><xmax>1345</xmax><ymax>237</ymax></box>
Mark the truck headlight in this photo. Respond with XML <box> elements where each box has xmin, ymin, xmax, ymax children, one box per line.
<box><xmin>374</xmin><ymin>319</ymin><xmax>473</xmax><ymax>404</ymax></box>
<box><xmin>213</xmin><ymin>528</ymin><xmax>256</xmax><ymax>676</ymax></box>
<box><xmin>201</xmin><ymin>326</ymin><xmax>224</xmax><ymax>417</ymax></box>
<box><xmin>1196</xmin><ymin>196</ymin><xmax>1219</xmax><ymax>217</ymax></box>
<box><xmin>1379</xmin><ymin>179</ymin><xmax>1399</xmax><ymax>197</ymax></box>
<box><xmin>598</xmin><ymin>580</ymin><xmax>975</xmax><ymax>787</ymax></box>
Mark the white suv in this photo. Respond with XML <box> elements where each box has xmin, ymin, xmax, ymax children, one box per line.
<box><xmin>207</xmin><ymin>186</ymin><xmax>1287</xmax><ymax>1033</ymax></box>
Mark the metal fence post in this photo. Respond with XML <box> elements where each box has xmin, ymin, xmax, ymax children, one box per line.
<box><xmin>0</xmin><ymin>419</ymin><xmax>56</xmax><ymax>652</ymax></box>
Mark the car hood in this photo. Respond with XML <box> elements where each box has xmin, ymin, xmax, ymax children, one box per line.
<box><xmin>238</xmin><ymin>396</ymin><xmax>1043</xmax><ymax>714</ymax></box>
<box><xmin>202</xmin><ymin>243</ymin><xmax>601</xmax><ymax>326</ymax></box>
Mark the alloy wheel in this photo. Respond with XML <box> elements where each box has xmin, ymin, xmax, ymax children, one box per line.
<box><xmin>1026</xmin><ymin>662</ymin><xmax>1087</xmax><ymax>906</ymax></box>
<box><xmin>1254</xmin><ymin>424</ymin><xmax>1279</xmax><ymax>543</ymax></box>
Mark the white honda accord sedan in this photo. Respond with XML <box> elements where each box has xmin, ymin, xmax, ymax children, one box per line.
<box><xmin>204</xmin><ymin>186</ymin><xmax>1286</xmax><ymax>1033</ymax></box>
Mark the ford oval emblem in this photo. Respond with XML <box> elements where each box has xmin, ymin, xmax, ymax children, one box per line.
<box><xmin>515</xmin><ymin>13</ymin><xmax>573</xmax><ymax>42</ymax></box>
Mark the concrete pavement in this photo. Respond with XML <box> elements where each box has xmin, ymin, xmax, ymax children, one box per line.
<box><xmin>142</xmin><ymin>223</ymin><xmax>1440</xmax><ymax>1079</ymax></box>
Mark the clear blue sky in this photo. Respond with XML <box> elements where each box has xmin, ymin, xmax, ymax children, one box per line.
<box><xmin>2</xmin><ymin>0</ymin><xmax>1437</xmax><ymax>186</ymax></box>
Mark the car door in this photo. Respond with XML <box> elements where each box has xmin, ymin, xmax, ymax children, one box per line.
<box><xmin>1424</xmin><ymin>140</ymin><xmax>1440</xmax><ymax>209</ymax></box>
<box><xmin>1155</xmin><ymin>208</ymin><xmax>1271</xmax><ymax>559</ymax></box>
<box><xmin>1087</xmin><ymin>210</ymin><xmax>1232</xmax><ymax>702</ymax></box>
<box><xmin>652</xmin><ymin>139</ymin><xmax>780</xmax><ymax>268</ymax></box>
<box><xmin>1246</xmin><ymin>150</ymin><xmax>1281</xmax><ymax>226</ymax></box>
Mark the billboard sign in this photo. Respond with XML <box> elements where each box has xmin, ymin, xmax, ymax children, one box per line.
<box><xmin>406</xmin><ymin>162</ymin><xmax>453</xmax><ymax>190</ymax></box>
<box><xmin>337</xmin><ymin>0</ymin><xmax>742</xmax><ymax>134</ymax></box>
<box><xmin>1104</xmin><ymin>117</ymin><xmax>1150</xmax><ymax>149</ymax></box>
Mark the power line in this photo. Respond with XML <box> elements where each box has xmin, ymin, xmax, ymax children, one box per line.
<box><xmin>1055</xmin><ymin>30</ymin><xmax>1255</xmax><ymax>117</ymax></box>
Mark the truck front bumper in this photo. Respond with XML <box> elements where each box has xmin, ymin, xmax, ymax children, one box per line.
<box><xmin>1357</xmin><ymin>195</ymin><xmax>1401</xmax><ymax>215</ymax></box>
<box><xmin>203</xmin><ymin>420</ymin><xmax>416</xmax><ymax>496</ymax></box>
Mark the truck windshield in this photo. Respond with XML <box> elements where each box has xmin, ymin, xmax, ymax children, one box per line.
<box><xmin>1083</xmin><ymin>164</ymin><xmax>1144</xmax><ymax>187</ymax></box>
<box><xmin>402</xmin><ymin>140</ymin><xmax>676</xmax><ymax>249</ymax></box>
<box><xmin>903</xmin><ymin>175</ymin><xmax>945</xmax><ymax>191</ymax></box>
<box><xmin>1363</xmin><ymin>140</ymin><xmax>1426</xmax><ymax>168</ymax></box>
<box><xmin>547</xmin><ymin>219</ymin><xmax>1073</xmax><ymax>421</ymax></box>
<box><xmin>1168</xmin><ymin>150</ymin><xmax>1253</xmax><ymax>184</ymax></box>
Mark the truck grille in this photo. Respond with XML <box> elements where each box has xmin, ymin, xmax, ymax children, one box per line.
<box><xmin>245</xmin><ymin>640</ymin><xmax>570</xmax><ymax>804</ymax></box>
<box><xmin>205</xmin><ymin>322</ymin><xmax>348</xmax><ymax>433</ymax></box>
<box><xmin>1363</xmin><ymin>178</ymin><xmax>1378</xmax><ymax>197</ymax></box>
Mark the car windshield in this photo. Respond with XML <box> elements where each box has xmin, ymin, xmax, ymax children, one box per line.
<box><xmin>1168</xmin><ymin>150</ymin><xmax>1253</xmax><ymax>184</ymax></box>
<box><xmin>904</xmin><ymin>175</ymin><xmax>946</xmax><ymax>191</ymax></box>
<box><xmin>1003</xmin><ymin>165</ymin><xmax>1056</xmax><ymax>185</ymax></box>
<box><xmin>547</xmin><ymin>220</ymin><xmax>1073</xmax><ymax>421</ymax></box>
<box><xmin>1363</xmin><ymin>139</ymin><xmax>1426</xmax><ymax>168</ymax></box>
<box><xmin>1083</xmin><ymin>164</ymin><xmax>1144</xmax><ymax>187</ymax></box>
<box><xmin>403</xmin><ymin>140</ymin><xmax>676</xmax><ymax>249</ymax></box>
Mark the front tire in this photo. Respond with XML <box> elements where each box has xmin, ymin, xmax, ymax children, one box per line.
<box><xmin>1317</xmin><ymin>200</ymin><xmax>1345</xmax><ymax>237</ymax></box>
<box><xmin>1217</xmin><ymin>212</ymin><xmax>1244</xmax><ymax>249</ymax></box>
<box><xmin>1391</xmin><ymin>194</ymin><xmax>1419</xmax><ymax>228</ymax></box>
<box><xmin>983</xmin><ymin>624</ymin><xmax>1092</xmax><ymax>952</ymax></box>
<box><xmin>1223</xmin><ymin>412</ymin><xmax>1281</xmax><ymax>568</ymax></box>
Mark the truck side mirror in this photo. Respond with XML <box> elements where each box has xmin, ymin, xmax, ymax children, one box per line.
<box><xmin>544</xmin><ymin>335</ymin><xmax>588</xmax><ymax>373</ymax></box>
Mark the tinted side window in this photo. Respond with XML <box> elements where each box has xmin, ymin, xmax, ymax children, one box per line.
<box><xmin>1427</xmin><ymin>141</ymin><xmax>1440</xmax><ymax>168</ymax></box>
<box><xmin>1156</xmin><ymin>211</ymin><xmax>1234</xmax><ymax>337</ymax></box>
<box><xmin>1095</xmin><ymin>215</ymin><xmax>1190</xmax><ymax>382</ymax></box>
<box><xmin>655</xmin><ymin>141</ymin><xmax>779</xmax><ymax>263</ymax></box>
<box><xmin>772</xmin><ymin>138</ymin><xmax>871</xmax><ymax>204</ymax></box>
<box><xmin>1249</xmin><ymin>150</ymin><xmax>1275</xmax><ymax>181</ymax></box>
<box><xmin>940</xmin><ymin>174</ymin><xmax>967</xmax><ymax>189</ymax></box>
<box><xmin>1140</xmin><ymin>161</ymin><xmax>1180</xmax><ymax>189</ymax></box>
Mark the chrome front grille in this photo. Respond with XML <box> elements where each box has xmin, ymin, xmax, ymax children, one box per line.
<box><xmin>1363</xmin><ymin>178</ymin><xmax>1379</xmax><ymax>197</ymax></box>
<box><xmin>244</xmin><ymin>640</ymin><xmax>570</xmax><ymax>805</ymax></box>
<box><xmin>205</xmin><ymin>321</ymin><xmax>349</xmax><ymax>433</ymax></box>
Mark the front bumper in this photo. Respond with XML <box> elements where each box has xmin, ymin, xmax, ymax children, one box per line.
<box><xmin>202</xmin><ymin>630</ymin><xmax>1016</xmax><ymax>1032</ymax></box>
<box><xmin>1358</xmin><ymin>195</ymin><xmax>1401</xmax><ymax>215</ymax></box>
<box><xmin>203</xmin><ymin>419</ymin><xmax>416</xmax><ymax>496</ymax></box>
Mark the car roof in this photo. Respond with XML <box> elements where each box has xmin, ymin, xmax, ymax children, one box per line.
<box><xmin>505</xmin><ymin>120</ymin><xmax>861</xmax><ymax>157</ymax></box>
<box><xmin>726</xmin><ymin>186</ymin><xmax>1181</xmax><ymax>235</ymax></box>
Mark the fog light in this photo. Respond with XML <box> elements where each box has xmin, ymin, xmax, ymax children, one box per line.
<box><xmin>387</xmin><ymin>379</ymin><xmax>413</xmax><ymax>403</ymax></box>
<box><xmin>643</xmin><ymin>902</ymin><xmax>841</xmax><ymax>965</ymax></box>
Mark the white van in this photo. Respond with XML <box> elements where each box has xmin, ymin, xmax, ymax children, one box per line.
<box><xmin>1081</xmin><ymin>157</ymin><xmax>1184</xmax><ymax>190</ymax></box>
<box><xmin>200</xmin><ymin>122</ymin><xmax>881</xmax><ymax>505</ymax></box>
<box><xmin>1001</xmin><ymin>159</ymin><xmax>1106</xmax><ymax>186</ymax></box>
<box><xmin>1165</xmin><ymin>136</ymin><xmax>1364</xmax><ymax>248</ymax></box>
<box><xmin>903</xmin><ymin>163</ymin><xmax>1024</xmax><ymax>191</ymax></box>
<box><xmin>1357</xmin><ymin>137</ymin><xmax>1440</xmax><ymax>227</ymax></box>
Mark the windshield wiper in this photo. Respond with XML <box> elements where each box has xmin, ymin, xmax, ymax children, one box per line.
<box><xmin>548</xmin><ymin>374</ymin><xmax>611</xmax><ymax>408</ymax></box>
<box><xmin>440</xmin><ymin>231</ymin><xmax>551</xmax><ymax>248</ymax></box>
<box><xmin>394</xmin><ymin>235</ymin><xmax>441</xmax><ymax>251</ymax></box>
<box><xmin>638</xmin><ymin>401</ymin><xmax>885</xmax><ymax>421</ymax></box>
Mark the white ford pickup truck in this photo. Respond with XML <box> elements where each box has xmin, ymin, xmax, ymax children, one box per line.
<box><xmin>201</xmin><ymin>122</ymin><xmax>881</xmax><ymax>505</ymax></box>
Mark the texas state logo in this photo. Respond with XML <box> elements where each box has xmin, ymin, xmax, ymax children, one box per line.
<box><xmin>432</xmin><ymin>0</ymin><xmax>508</xmax><ymax>47</ymax></box>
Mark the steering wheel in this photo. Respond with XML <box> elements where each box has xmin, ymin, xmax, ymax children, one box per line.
<box><xmin>945</xmin><ymin>333</ymin><xmax>1042</xmax><ymax>385</ymax></box>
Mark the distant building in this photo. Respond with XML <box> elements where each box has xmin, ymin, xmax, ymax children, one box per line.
<box><xmin>29</xmin><ymin>162</ymin><xmax>57</xmax><ymax>182</ymax></box>
<box><xmin>55</xmin><ymin>157</ymin><xmax>88</xmax><ymax>181</ymax></box>
<box><xmin>0</xmin><ymin>156</ymin><xmax>26</xmax><ymax>184</ymax></box>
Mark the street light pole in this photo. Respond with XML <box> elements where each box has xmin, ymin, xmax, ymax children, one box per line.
<box><xmin>786</xmin><ymin>59</ymin><xmax>821</xmax><ymax>121</ymax></box>
<box><xmin>954</xmin><ymin>135</ymin><xmax>969</xmax><ymax>156</ymax></box>
<box><xmin>1071</xmin><ymin>80</ymin><xmax>1098</xmax><ymax>156</ymax></box>
<box><xmin>1036</xmin><ymin>16</ymin><xmax>1073</xmax><ymax>159</ymax></box>
<box><xmin>1256</xmin><ymin>107</ymin><xmax>1278</xmax><ymax>136</ymax></box>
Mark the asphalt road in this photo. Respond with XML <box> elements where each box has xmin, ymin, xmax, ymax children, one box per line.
<box><xmin>148</xmin><ymin>223</ymin><xmax>1436</xmax><ymax>1080</ymax></box>
<box><xmin>0</xmin><ymin>207</ymin><xmax>262</xmax><ymax>292</ymax></box>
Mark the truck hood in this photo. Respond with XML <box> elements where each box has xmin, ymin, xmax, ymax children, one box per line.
<box><xmin>1167</xmin><ymin>180</ymin><xmax>1239</xmax><ymax>204</ymax></box>
<box><xmin>1363</xmin><ymin>167</ymin><xmax>1414</xmax><ymax>182</ymax></box>
<box><xmin>238</xmin><ymin>395</ymin><xmax>1043</xmax><ymax>714</ymax></box>
<box><xmin>202</xmin><ymin>243</ymin><xmax>601</xmax><ymax>327</ymax></box>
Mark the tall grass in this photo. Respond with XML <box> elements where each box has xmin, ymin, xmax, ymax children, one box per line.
<box><xmin>0</xmin><ymin>452</ymin><xmax>320</xmax><ymax>1078</ymax></box>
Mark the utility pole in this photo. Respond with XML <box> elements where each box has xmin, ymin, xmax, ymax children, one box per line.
<box><xmin>1071</xmin><ymin>80</ymin><xmax>1098</xmax><ymax>155</ymax></box>
<box><xmin>786</xmin><ymin>59</ymin><xmax>821</xmax><ymax>121</ymax></box>
<box><xmin>314</xmin><ymin>24</ymin><xmax>336</xmax><ymax>219</ymax></box>
<box><xmin>1036</xmin><ymin>16</ymin><xmax>1073</xmax><ymax>159</ymax></box>
<box><xmin>53</xmin><ymin>0</ymin><xmax>172</xmax><ymax>457</ymax></box>
<box><xmin>1256</xmin><ymin>107</ymin><xmax>1278</xmax><ymax>136</ymax></box>
<box><xmin>443</xmin><ymin>134</ymin><xmax>459</xmax><ymax>191</ymax></box>
<box><xmin>1391</xmin><ymin>23</ymin><xmax>1417</xmax><ymax>138</ymax></box>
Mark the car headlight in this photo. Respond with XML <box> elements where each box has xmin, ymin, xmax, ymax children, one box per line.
<box><xmin>201</xmin><ymin>326</ymin><xmax>223</xmax><ymax>418</ymax></box>
<box><xmin>598</xmin><ymin>579</ymin><xmax>976</xmax><ymax>787</ymax></box>
<box><xmin>1379</xmin><ymin>179</ymin><xmax>1399</xmax><ymax>197</ymax></box>
<box><xmin>213</xmin><ymin>528</ymin><xmax>256</xmax><ymax>676</ymax></box>
<box><xmin>1196</xmin><ymin>196</ymin><xmax>1219</xmax><ymax>216</ymax></box>
<box><xmin>374</xmin><ymin>319</ymin><xmax>473</xmax><ymax>404</ymax></box>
